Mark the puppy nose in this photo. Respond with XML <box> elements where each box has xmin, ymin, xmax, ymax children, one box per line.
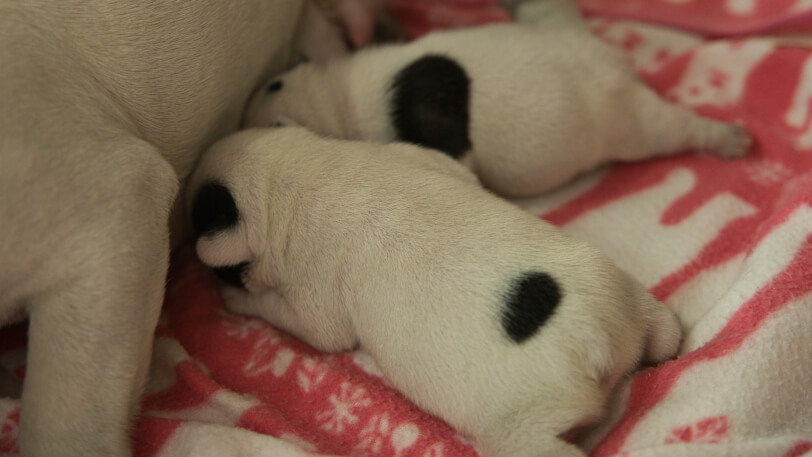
<box><xmin>191</xmin><ymin>181</ymin><xmax>240</xmax><ymax>237</ymax></box>
<box><xmin>212</xmin><ymin>262</ymin><xmax>249</xmax><ymax>289</ymax></box>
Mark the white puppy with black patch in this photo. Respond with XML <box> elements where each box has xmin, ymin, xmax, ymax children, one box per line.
<box><xmin>243</xmin><ymin>0</ymin><xmax>752</xmax><ymax>197</ymax></box>
<box><xmin>187</xmin><ymin>127</ymin><xmax>682</xmax><ymax>457</ymax></box>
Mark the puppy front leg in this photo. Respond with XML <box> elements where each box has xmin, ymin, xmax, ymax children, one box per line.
<box><xmin>223</xmin><ymin>287</ymin><xmax>358</xmax><ymax>353</ymax></box>
<box><xmin>223</xmin><ymin>286</ymin><xmax>299</xmax><ymax>331</ymax></box>
<box><xmin>19</xmin><ymin>141</ymin><xmax>177</xmax><ymax>457</ymax></box>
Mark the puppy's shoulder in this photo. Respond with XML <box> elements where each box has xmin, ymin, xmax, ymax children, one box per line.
<box><xmin>381</xmin><ymin>141</ymin><xmax>479</xmax><ymax>185</ymax></box>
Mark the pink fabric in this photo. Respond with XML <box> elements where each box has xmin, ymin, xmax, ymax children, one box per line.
<box><xmin>2</xmin><ymin>1</ymin><xmax>812</xmax><ymax>456</ymax></box>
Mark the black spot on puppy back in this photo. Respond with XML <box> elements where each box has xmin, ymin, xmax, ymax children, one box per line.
<box><xmin>502</xmin><ymin>271</ymin><xmax>563</xmax><ymax>344</ymax></box>
<box><xmin>192</xmin><ymin>181</ymin><xmax>240</xmax><ymax>237</ymax></box>
<box><xmin>390</xmin><ymin>54</ymin><xmax>472</xmax><ymax>159</ymax></box>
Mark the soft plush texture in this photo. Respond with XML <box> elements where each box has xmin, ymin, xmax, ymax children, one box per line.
<box><xmin>1</xmin><ymin>0</ymin><xmax>811</xmax><ymax>456</ymax></box>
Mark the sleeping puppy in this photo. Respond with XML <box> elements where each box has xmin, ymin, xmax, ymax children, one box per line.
<box><xmin>243</xmin><ymin>0</ymin><xmax>752</xmax><ymax>197</ymax></box>
<box><xmin>187</xmin><ymin>127</ymin><xmax>683</xmax><ymax>457</ymax></box>
<box><xmin>0</xmin><ymin>0</ymin><xmax>394</xmax><ymax>455</ymax></box>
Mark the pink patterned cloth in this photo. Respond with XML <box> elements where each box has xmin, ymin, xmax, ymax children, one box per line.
<box><xmin>2</xmin><ymin>1</ymin><xmax>812</xmax><ymax>456</ymax></box>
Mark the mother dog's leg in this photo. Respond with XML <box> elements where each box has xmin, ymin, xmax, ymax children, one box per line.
<box><xmin>17</xmin><ymin>139</ymin><xmax>177</xmax><ymax>456</ymax></box>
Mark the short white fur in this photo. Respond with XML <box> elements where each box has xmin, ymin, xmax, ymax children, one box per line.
<box><xmin>244</xmin><ymin>0</ymin><xmax>752</xmax><ymax>197</ymax></box>
<box><xmin>188</xmin><ymin>127</ymin><xmax>683</xmax><ymax>457</ymax></box>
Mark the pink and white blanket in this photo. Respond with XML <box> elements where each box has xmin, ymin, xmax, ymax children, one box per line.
<box><xmin>1</xmin><ymin>0</ymin><xmax>811</xmax><ymax>455</ymax></box>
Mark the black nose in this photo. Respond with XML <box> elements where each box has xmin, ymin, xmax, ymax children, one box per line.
<box><xmin>212</xmin><ymin>262</ymin><xmax>249</xmax><ymax>289</ymax></box>
<box><xmin>192</xmin><ymin>181</ymin><xmax>240</xmax><ymax>237</ymax></box>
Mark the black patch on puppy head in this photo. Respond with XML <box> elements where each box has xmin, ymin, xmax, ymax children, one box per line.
<box><xmin>501</xmin><ymin>271</ymin><xmax>563</xmax><ymax>344</ymax></box>
<box><xmin>212</xmin><ymin>262</ymin><xmax>249</xmax><ymax>289</ymax></box>
<box><xmin>191</xmin><ymin>181</ymin><xmax>240</xmax><ymax>237</ymax></box>
<box><xmin>267</xmin><ymin>80</ymin><xmax>283</xmax><ymax>93</ymax></box>
<box><xmin>390</xmin><ymin>54</ymin><xmax>472</xmax><ymax>159</ymax></box>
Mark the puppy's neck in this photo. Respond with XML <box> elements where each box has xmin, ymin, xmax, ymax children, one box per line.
<box><xmin>291</xmin><ymin>61</ymin><xmax>360</xmax><ymax>140</ymax></box>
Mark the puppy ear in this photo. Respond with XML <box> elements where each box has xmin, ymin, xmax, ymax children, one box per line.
<box><xmin>191</xmin><ymin>181</ymin><xmax>251</xmax><ymax>267</ymax></box>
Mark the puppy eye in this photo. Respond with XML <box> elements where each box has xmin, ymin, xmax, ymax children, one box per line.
<box><xmin>267</xmin><ymin>80</ymin><xmax>283</xmax><ymax>93</ymax></box>
<box><xmin>272</xmin><ymin>121</ymin><xmax>285</xmax><ymax>127</ymax></box>
<box><xmin>212</xmin><ymin>262</ymin><xmax>249</xmax><ymax>289</ymax></box>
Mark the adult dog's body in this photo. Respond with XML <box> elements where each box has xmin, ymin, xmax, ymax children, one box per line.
<box><xmin>0</xmin><ymin>1</ymin><xmax>309</xmax><ymax>455</ymax></box>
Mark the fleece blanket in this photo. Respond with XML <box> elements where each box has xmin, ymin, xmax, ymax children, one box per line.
<box><xmin>1</xmin><ymin>0</ymin><xmax>811</xmax><ymax>456</ymax></box>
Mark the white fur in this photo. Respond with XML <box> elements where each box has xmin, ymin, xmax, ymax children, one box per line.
<box><xmin>0</xmin><ymin>1</ymin><xmax>386</xmax><ymax>455</ymax></box>
<box><xmin>187</xmin><ymin>127</ymin><xmax>683</xmax><ymax>457</ymax></box>
<box><xmin>244</xmin><ymin>0</ymin><xmax>752</xmax><ymax>197</ymax></box>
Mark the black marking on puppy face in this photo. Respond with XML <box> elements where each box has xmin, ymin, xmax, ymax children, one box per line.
<box><xmin>267</xmin><ymin>80</ymin><xmax>284</xmax><ymax>93</ymax></box>
<box><xmin>212</xmin><ymin>262</ymin><xmax>249</xmax><ymax>289</ymax></box>
<box><xmin>390</xmin><ymin>54</ymin><xmax>472</xmax><ymax>159</ymax></box>
<box><xmin>191</xmin><ymin>181</ymin><xmax>240</xmax><ymax>237</ymax></box>
<box><xmin>501</xmin><ymin>271</ymin><xmax>563</xmax><ymax>344</ymax></box>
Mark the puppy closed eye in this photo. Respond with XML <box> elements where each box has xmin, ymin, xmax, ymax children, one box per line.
<box><xmin>267</xmin><ymin>80</ymin><xmax>283</xmax><ymax>93</ymax></box>
<box><xmin>212</xmin><ymin>262</ymin><xmax>249</xmax><ymax>289</ymax></box>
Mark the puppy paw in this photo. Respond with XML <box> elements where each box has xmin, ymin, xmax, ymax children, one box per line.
<box><xmin>712</xmin><ymin>124</ymin><xmax>753</xmax><ymax>160</ymax></box>
<box><xmin>220</xmin><ymin>285</ymin><xmax>250</xmax><ymax>314</ymax></box>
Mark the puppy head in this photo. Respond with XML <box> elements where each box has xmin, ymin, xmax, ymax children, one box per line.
<box><xmin>243</xmin><ymin>72</ymin><xmax>302</xmax><ymax>130</ymax></box>
<box><xmin>242</xmin><ymin>63</ymin><xmax>353</xmax><ymax>140</ymax></box>
<box><xmin>186</xmin><ymin>130</ymin><xmax>280</xmax><ymax>289</ymax></box>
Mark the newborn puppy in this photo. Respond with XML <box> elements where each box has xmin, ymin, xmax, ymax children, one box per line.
<box><xmin>243</xmin><ymin>0</ymin><xmax>751</xmax><ymax>197</ymax></box>
<box><xmin>188</xmin><ymin>127</ymin><xmax>682</xmax><ymax>457</ymax></box>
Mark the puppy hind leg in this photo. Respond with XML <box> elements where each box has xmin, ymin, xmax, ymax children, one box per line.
<box><xmin>512</xmin><ymin>435</ymin><xmax>586</xmax><ymax>457</ymax></box>
<box><xmin>222</xmin><ymin>287</ymin><xmax>359</xmax><ymax>353</ymax></box>
<box><xmin>478</xmin><ymin>383</ymin><xmax>602</xmax><ymax>457</ymax></box>
<box><xmin>625</xmin><ymin>86</ymin><xmax>752</xmax><ymax>162</ymax></box>
<box><xmin>640</xmin><ymin>295</ymin><xmax>682</xmax><ymax>364</ymax></box>
<box><xmin>479</xmin><ymin>427</ymin><xmax>587</xmax><ymax>457</ymax></box>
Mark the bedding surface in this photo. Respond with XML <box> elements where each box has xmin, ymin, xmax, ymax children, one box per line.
<box><xmin>1</xmin><ymin>0</ymin><xmax>811</xmax><ymax>456</ymax></box>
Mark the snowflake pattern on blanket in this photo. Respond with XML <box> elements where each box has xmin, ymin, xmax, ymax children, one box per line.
<box><xmin>1</xmin><ymin>0</ymin><xmax>811</xmax><ymax>456</ymax></box>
